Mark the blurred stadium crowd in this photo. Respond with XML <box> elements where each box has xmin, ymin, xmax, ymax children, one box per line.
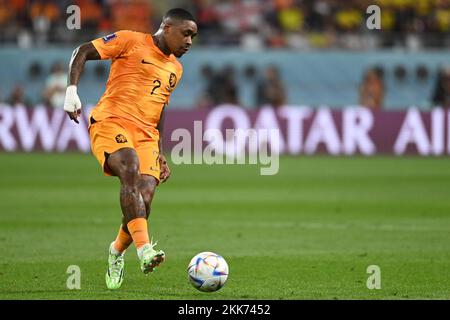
<box><xmin>4</xmin><ymin>59</ymin><xmax>450</xmax><ymax>110</ymax></box>
<box><xmin>0</xmin><ymin>0</ymin><xmax>449</xmax><ymax>110</ymax></box>
<box><xmin>1</xmin><ymin>0</ymin><xmax>450</xmax><ymax>49</ymax></box>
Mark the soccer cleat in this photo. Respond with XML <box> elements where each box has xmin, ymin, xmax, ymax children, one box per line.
<box><xmin>140</xmin><ymin>241</ymin><xmax>165</xmax><ymax>274</ymax></box>
<box><xmin>105</xmin><ymin>242</ymin><xmax>125</xmax><ymax>290</ymax></box>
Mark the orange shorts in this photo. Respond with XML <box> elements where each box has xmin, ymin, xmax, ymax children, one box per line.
<box><xmin>88</xmin><ymin>116</ymin><xmax>160</xmax><ymax>181</ymax></box>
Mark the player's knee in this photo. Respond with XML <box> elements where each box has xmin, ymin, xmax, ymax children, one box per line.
<box><xmin>141</xmin><ymin>188</ymin><xmax>154</xmax><ymax>206</ymax></box>
<box><xmin>141</xmin><ymin>188</ymin><xmax>154</xmax><ymax>215</ymax></box>
<box><xmin>139</xmin><ymin>176</ymin><xmax>157</xmax><ymax>218</ymax></box>
<box><xmin>122</xmin><ymin>163</ymin><xmax>140</xmax><ymax>183</ymax></box>
<box><xmin>114</xmin><ymin>151</ymin><xmax>140</xmax><ymax>185</ymax></box>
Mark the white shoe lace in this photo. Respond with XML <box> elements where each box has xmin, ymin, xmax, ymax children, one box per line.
<box><xmin>149</xmin><ymin>237</ymin><xmax>158</xmax><ymax>249</ymax></box>
<box><xmin>109</xmin><ymin>254</ymin><xmax>124</xmax><ymax>278</ymax></box>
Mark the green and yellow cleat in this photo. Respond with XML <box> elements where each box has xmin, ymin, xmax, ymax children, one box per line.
<box><xmin>140</xmin><ymin>242</ymin><xmax>165</xmax><ymax>274</ymax></box>
<box><xmin>105</xmin><ymin>242</ymin><xmax>125</xmax><ymax>290</ymax></box>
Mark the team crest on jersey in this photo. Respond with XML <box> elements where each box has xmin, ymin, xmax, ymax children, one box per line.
<box><xmin>169</xmin><ymin>73</ymin><xmax>177</xmax><ymax>88</ymax></box>
<box><xmin>115</xmin><ymin>134</ymin><xmax>127</xmax><ymax>143</ymax></box>
<box><xmin>102</xmin><ymin>33</ymin><xmax>117</xmax><ymax>43</ymax></box>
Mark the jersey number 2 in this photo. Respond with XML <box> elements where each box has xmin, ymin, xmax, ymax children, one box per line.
<box><xmin>151</xmin><ymin>80</ymin><xmax>161</xmax><ymax>95</ymax></box>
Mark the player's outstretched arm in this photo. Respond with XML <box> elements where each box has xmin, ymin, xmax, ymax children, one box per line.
<box><xmin>64</xmin><ymin>42</ymin><xmax>101</xmax><ymax>124</ymax></box>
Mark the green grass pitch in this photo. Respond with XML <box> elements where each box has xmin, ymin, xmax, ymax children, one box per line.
<box><xmin>0</xmin><ymin>153</ymin><xmax>449</xmax><ymax>299</ymax></box>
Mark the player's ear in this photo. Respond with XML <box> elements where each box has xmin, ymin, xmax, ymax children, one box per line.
<box><xmin>163</xmin><ymin>22</ymin><xmax>172</xmax><ymax>34</ymax></box>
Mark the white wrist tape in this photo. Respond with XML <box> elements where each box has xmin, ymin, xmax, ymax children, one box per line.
<box><xmin>63</xmin><ymin>85</ymin><xmax>82</xmax><ymax>112</ymax></box>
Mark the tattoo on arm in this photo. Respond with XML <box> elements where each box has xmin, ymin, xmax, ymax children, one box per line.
<box><xmin>68</xmin><ymin>42</ymin><xmax>101</xmax><ymax>86</ymax></box>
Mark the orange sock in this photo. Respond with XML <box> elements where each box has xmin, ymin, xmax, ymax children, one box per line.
<box><xmin>113</xmin><ymin>225</ymin><xmax>133</xmax><ymax>253</ymax></box>
<box><xmin>127</xmin><ymin>217</ymin><xmax>150</xmax><ymax>249</ymax></box>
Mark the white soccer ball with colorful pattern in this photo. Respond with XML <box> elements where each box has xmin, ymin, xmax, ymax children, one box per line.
<box><xmin>187</xmin><ymin>252</ymin><xmax>229</xmax><ymax>292</ymax></box>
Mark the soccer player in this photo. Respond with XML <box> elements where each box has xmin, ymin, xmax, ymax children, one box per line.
<box><xmin>63</xmin><ymin>8</ymin><xmax>198</xmax><ymax>289</ymax></box>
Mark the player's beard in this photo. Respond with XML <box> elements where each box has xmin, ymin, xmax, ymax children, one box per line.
<box><xmin>176</xmin><ymin>47</ymin><xmax>189</xmax><ymax>57</ymax></box>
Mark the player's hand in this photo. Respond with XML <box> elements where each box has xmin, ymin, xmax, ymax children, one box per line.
<box><xmin>158</xmin><ymin>154</ymin><xmax>171</xmax><ymax>183</ymax></box>
<box><xmin>64</xmin><ymin>85</ymin><xmax>82</xmax><ymax>124</ymax></box>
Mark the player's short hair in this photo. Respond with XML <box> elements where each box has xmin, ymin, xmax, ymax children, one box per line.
<box><xmin>163</xmin><ymin>8</ymin><xmax>196</xmax><ymax>24</ymax></box>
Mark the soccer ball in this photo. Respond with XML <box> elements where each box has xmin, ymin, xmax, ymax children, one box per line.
<box><xmin>187</xmin><ymin>252</ymin><xmax>229</xmax><ymax>292</ymax></box>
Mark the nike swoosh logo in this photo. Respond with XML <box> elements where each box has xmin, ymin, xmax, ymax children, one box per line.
<box><xmin>141</xmin><ymin>59</ymin><xmax>175</xmax><ymax>73</ymax></box>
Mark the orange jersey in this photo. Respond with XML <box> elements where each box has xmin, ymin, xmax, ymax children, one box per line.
<box><xmin>90</xmin><ymin>30</ymin><xmax>183</xmax><ymax>137</ymax></box>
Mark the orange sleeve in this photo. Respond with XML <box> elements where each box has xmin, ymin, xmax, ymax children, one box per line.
<box><xmin>166</xmin><ymin>64</ymin><xmax>183</xmax><ymax>105</ymax></box>
<box><xmin>91</xmin><ymin>30</ymin><xmax>139</xmax><ymax>60</ymax></box>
